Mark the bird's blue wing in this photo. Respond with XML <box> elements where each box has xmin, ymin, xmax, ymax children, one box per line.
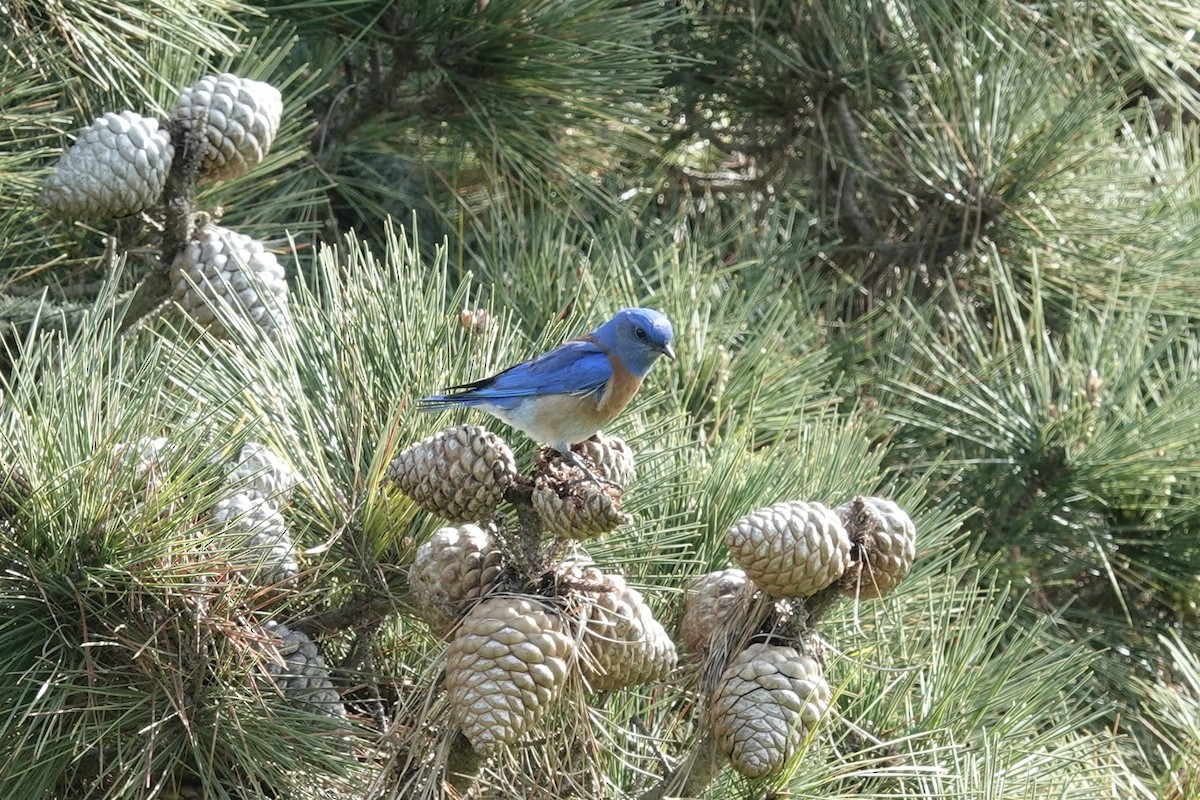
<box><xmin>421</xmin><ymin>340</ymin><xmax>612</xmax><ymax>409</ymax></box>
<box><xmin>478</xmin><ymin>341</ymin><xmax>612</xmax><ymax>396</ymax></box>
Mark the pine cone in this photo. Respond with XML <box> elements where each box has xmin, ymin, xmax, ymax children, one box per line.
<box><xmin>172</xmin><ymin>225</ymin><xmax>291</xmax><ymax>339</ymax></box>
<box><xmin>725</xmin><ymin>501</ymin><xmax>851</xmax><ymax>597</ymax></box>
<box><xmin>113</xmin><ymin>436</ymin><xmax>174</xmax><ymax>492</ymax></box>
<box><xmin>572</xmin><ymin>435</ymin><xmax>636</xmax><ymax>487</ymax></box>
<box><xmin>225</xmin><ymin>441</ymin><xmax>301</xmax><ymax>504</ymax></box>
<box><xmin>710</xmin><ymin>642</ymin><xmax>831</xmax><ymax>779</ymax></box>
<box><xmin>678</xmin><ymin>568</ymin><xmax>749</xmax><ymax>656</ymax></box>
<box><xmin>172</xmin><ymin>72</ymin><xmax>282</xmax><ymax>181</ymax></box>
<box><xmin>39</xmin><ymin>110</ymin><xmax>173</xmax><ymax>218</ymax></box>
<box><xmin>838</xmin><ymin>496</ymin><xmax>917</xmax><ymax>600</ymax></box>
<box><xmin>386</xmin><ymin>425</ymin><xmax>517</xmax><ymax>523</ymax></box>
<box><xmin>531</xmin><ymin>457</ymin><xmax>630</xmax><ymax>540</ymax></box>
<box><xmin>211</xmin><ymin>490</ymin><xmax>298</xmax><ymax>585</ymax></box>
<box><xmin>258</xmin><ymin>621</ymin><xmax>344</xmax><ymax>717</ymax></box>
<box><xmin>408</xmin><ymin>523</ymin><xmax>505</xmax><ymax>637</ymax></box>
<box><xmin>444</xmin><ymin>596</ymin><xmax>576</xmax><ymax>754</ymax></box>
<box><xmin>576</xmin><ymin>573</ymin><xmax>676</xmax><ymax>691</ymax></box>
<box><xmin>113</xmin><ymin>436</ymin><xmax>171</xmax><ymax>467</ymax></box>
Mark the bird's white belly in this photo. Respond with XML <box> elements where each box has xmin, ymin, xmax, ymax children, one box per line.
<box><xmin>481</xmin><ymin>395</ymin><xmax>605</xmax><ymax>452</ymax></box>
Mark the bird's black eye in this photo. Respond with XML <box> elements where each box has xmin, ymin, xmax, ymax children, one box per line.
<box><xmin>635</xmin><ymin>327</ymin><xmax>647</xmax><ymax>340</ymax></box>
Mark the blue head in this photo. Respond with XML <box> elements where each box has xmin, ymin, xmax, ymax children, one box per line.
<box><xmin>591</xmin><ymin>308</ymin><xmax>676</xmax><ymax>377</ymax></box>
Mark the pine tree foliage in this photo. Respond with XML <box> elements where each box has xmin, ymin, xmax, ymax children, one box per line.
<box><xmin>882</xmin><ymin>253</ymin><xmax>1200</xmax><ymax>704</ymax></box>
<box><xmin>0</xmin><ymin>226</ymin><xmax>1153</xmax><ymax>798</ymax></box>
<box><xmin>0</xmin><ymin>292</ymin><xmax>363</xmax><ymax>798</ymax></box>
<box><xmin>1140</xmin><ymin>634</ymin><xmax>1200</xmax><ymax>800</ymax></box>
<box><xmin>4</xmin><ymin>0</ymin><xmax>1200</xmax><ymax>796</ymax></box>
<box><xmin>661</xmin><ymin>0</ymin><xmax>1200</xmax><ymax>317</ymax></box>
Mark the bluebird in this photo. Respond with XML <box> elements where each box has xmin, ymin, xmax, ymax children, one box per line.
<box><xmin>420</xmin><ymin>308</ymin><xmax>676</xmax><ymax>482</ymax></box>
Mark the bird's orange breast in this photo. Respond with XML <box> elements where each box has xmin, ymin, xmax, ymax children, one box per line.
<box><xmin>595</xmin><ymin>355</ymin><xmax>642</xmax><ymax>423</ymax></box>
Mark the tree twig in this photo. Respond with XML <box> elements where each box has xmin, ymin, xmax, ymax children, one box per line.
<box><xmin>289</xmin><ymin>592</ymin><xmax>393</xmax><ymax>636</ymax></box>
<box><xmin>640</xmin><ymin>730</ymin><xmax>724</xmax><ymax>800</ymax></box>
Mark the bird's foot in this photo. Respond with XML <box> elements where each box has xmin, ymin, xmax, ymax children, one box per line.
<box><xmin>559</xmin><ymin>449</ymin><xmax>623</xmax><ymax>492</ymax></box>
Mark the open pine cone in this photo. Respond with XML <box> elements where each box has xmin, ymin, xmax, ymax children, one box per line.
<box><xmin>838</xmin><ymin>496</ymin><xmax>917</xmax><ymax>600</ymax></box>
<box><xmin>569</xmin><ymin>434</ymin><xmax>636</xmax><ymax>487</ymax></box>
<box><xmin>532</xmin><ymin>454</ymin><xmax>630</xmax><ymax>539</ymax></box>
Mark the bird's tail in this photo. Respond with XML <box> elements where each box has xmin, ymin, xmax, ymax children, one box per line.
<box><xmin>416</xmin><ymin>394</ymin><xmax>457</xmax><ymax>411</ymax></box>
<box><xmin>418</xmin><ymin>377</ymin><xmax>495</xmax><ymax>410</ymax></box>
<box><xmin>417</xmin><ymin>391</ymin><xmax>490</xmax><ymax>411</ymax></box>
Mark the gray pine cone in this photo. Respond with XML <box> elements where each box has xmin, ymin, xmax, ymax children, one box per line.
<box><xmin>113</xmin><ymin>436</ymin><xmax>174</xmax><ymax>492</ymax></box>
<box><xmin>39</xmin><ymin>111</ymin><xmax>173</xmax><ymax>218</ymax></box>
<box><xmin>408</xmin><ymin>523</ymin><xmax>505</xmax><ymax>637</ymax></box>
<box><xmin>725</xmin><ymin>500</ymin><xmax>851</xmax><ymax>597</ymax></box>
<box><xmin>386</xmin><ymin>425</ymin><xmax>517</xmax><ymax>523</ymax></box>
<box><xmin>172</xmin><ymin>73</ymin><xmax>282</xmax><ymax>181</ymax></box>
<box><xmin>710</xmin><ymin>642</ymin><xmax>831</xmax><ymax>779</ymax></box>
<box><xmin>172</xmin><ymin>225</ymin><xmax>291</xmax><ymax>339</ymax></box>
<box><xmin>225</xmin><ymin>441</ymin><xmax>301</xmax><ymax>504</ymax></box>
<box><xmin>211</xmin><ymin>490</ymin><xmax>298</xmax><ymax>585</ymax></box>
<box><xmin>258</xmin><ymin>621</ymin><xmax>344</xmax><ymax>717</ymax></box>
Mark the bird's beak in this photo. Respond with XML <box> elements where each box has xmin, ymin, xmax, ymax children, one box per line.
<box><xmin>660</xmin><ymin>343</ymin><xmax>676</xmax><ymax>361</ymax></box>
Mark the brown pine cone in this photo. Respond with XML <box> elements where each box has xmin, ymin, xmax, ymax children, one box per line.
<box><xmin>710</xmin><ymin>642</ymin><xmax>831</xmax><ymax>778</ymax></box>
<box><xmin>573</xmin><ymin>572</ymin><xmax>676</xmax><ymax>691</ymax></box>
<box><xmin>532</xmin><ymin>455</ymin><xmax>630</xmax><ymax>540</ymax></box>
<box><xmin>838</xmin><ymin>496</ymin><xmax>917</xmax><ymax>600</ymax></box>
<box><xmin>408</xmin><ymin>523</ymin><xmax>505</xmax><ymax>637</ymax></box>
<box><xmin>571</xmin><ymin>434</ymin><xmax>636</xmax><ymax>487</ymax></box>
<box><xmin>678</xmin><ymin>568</ymin><xmax>749</xmax><ymax>656</ymax></box>
<box><xmin>386</xmin><ymin>425</ymin><xmax>517</xmax><ymax>523</ymax></box>
<box><xmin>444</xmin><ymin>596</ymin><xmax>576</xmax><ymax>754</ymax></box>
<box><xmin>725</xmin><ymin>500</ymin><xmax>851</xmax><ymax>597</ymax></box>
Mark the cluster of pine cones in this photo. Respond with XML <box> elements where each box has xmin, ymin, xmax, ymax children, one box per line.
<box><xmin>386</xmin><ymin>423</ymin><xmax>636</xmax><ymax>537</ymax></box>
<box><xmin>683</xmin><ymin>496</ymin><xmax>918</xmax><ymax>778</ymax></box>
<box><xmin>114</xmin><ymin>437</ymin><xmax>343</xmax><ymax>719</ymax></box>
<box><xmin>386</xmin><ymin>423</ymin><xmax>920</xmax><ymax>781</ymax></box>
<box><xmin>37</xmin><ymin>69</ymin><xmax>926</xmax><ymax>791</ymax></box>
<box><xmin>386</xmin><ymin>424</ymin><xmax>677</xmax><ymax>754</ymax></box>
<box><xmin>39</xmin><ymin>73</ymin><xmax>291</xmax><ymax>340</ymax></box>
